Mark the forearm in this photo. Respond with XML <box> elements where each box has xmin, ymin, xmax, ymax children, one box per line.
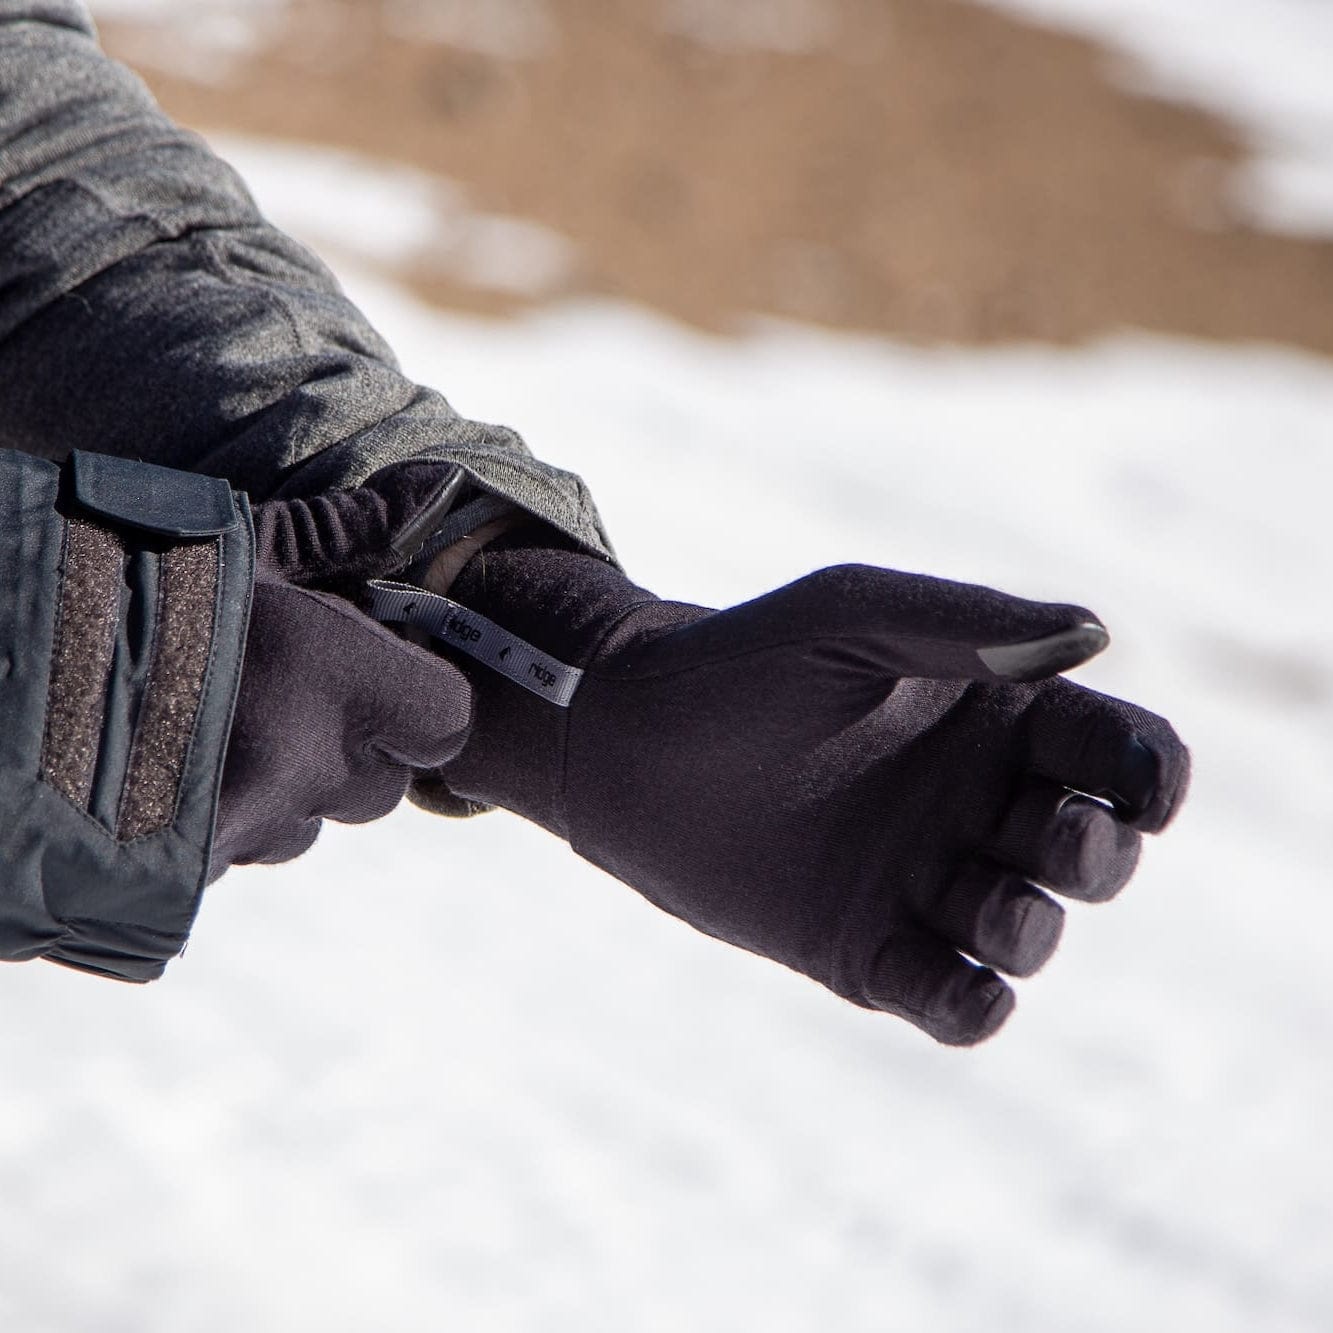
<box><xmin>0</xmin><ymin>2</ymin><xmax>613</xmax><ymax>555</ymax></box>
<box><xmin>0</xmin><ymin>3</ymin><xmax>250</xmax><ymax>308</ymax></box>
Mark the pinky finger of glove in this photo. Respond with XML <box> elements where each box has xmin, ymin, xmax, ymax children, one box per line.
<box><xmin>858</xmin><ymin>923</ymin><xmax>1016</xmax><ymax>1046</ymax></box>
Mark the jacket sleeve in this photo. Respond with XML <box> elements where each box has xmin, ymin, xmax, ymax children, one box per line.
<box><xmin>0</xmin><ymin>1</ymin><xmax>615</xmax><ymax>557</ymax></box>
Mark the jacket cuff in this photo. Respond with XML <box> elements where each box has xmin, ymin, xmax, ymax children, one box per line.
<box><xmin>0</xmin><ymin>449</ymin><xmax>253</xmax><ymax>982</ymax></box>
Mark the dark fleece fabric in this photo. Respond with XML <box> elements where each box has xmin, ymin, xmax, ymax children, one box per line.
<box><xmin>428</xmin><ymin>538</ymin><xmax>1190</xmax><ymax>1046</ymax></box>
<box><xmin>211</xmin><ymin>464</ymin><xmax>473</xmax><ymax>871</ymax></box>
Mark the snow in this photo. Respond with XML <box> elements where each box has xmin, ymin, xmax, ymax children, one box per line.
<box><xmin>2</xmin><ymin>121</ymin><xmax>1331</xmax><ymax>1330</ymax></box>
<box><xmin>976</xmin><ymin>0</ymin><xmax>1333</xmax><ymax>237</ymax></box>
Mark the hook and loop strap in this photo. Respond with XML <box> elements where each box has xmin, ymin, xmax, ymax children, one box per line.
<box><xmin>367</xmin><ymin>579</ymin><xmax>584</xmax><ymax>708</ymax></box>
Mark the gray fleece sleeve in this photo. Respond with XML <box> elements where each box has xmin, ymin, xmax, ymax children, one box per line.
<box><xmin>0</xmin><ymin>1</ymin><xmax>614</xmax><ymax>556</ymax></box>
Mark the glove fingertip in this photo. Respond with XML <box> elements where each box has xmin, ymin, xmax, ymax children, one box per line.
<box><xmin>935</xmin><ymin>973</ymin><xmax>1016</xmax><ymax>1046</ymax></box>
<box><xmin>1124</xmin><ymin>735</ymin><xmax>1192</xmax><ymax>834</ymax></box>
<box><xmin>975</xmin><ymin>618</ymin><xmax>1108</xmax><ymax>682</ymax></box>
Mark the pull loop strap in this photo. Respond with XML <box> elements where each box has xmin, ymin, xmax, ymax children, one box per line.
<box><xmin>368</xmin><ymin>579</ymin><xmax>583</xmax><ymax>708</ymax></box>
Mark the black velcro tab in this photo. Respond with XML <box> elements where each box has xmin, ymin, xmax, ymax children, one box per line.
<box><xmin>71</xmin><ymin>450</ymin><xmax>237</xmax><ymax>538</ymax></box>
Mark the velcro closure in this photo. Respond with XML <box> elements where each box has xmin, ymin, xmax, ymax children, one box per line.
<box><xmin>71</xmin><ymin>450</ymin><xmax>237</xmax><ymax>538</ymax></box>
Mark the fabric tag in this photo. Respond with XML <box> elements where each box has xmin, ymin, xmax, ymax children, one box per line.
<box><xmin>367</xmin><ymin>580</ymin><xmax>583</xmax><ymax>708</ymax></box>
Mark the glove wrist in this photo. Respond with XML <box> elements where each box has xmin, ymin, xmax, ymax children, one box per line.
<box><xmin>408</xmin><ymin>534</ymin><xmax>662</xmax><ymax>831</ymax></box>
<box><xmin>448</xmin><ymin>534</ymin><xmax>658</xmax><ymax>667</ymax></box>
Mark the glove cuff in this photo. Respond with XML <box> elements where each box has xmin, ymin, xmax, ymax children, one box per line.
<box><xmin>394</xmin><ymin>532</ymin><xmax>656</xmax><ymax>829</ymax></box>
<box><xmin>445</xmin><ymin>529</ymin><xmax>656</xmax><ymax>664</ymax></box>
<box><xmin>252</xmin><ymin>459</ymin><xmax>465</xmax><ymax>592</ymax></box>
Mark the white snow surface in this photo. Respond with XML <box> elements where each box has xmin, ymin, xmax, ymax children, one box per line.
<box><xmin>1</xmin><ymin>131</ymin><xmax>1330</xmax><ymax>1331</ymax></box>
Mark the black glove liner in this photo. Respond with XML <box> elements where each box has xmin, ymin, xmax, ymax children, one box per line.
<box><xmin>412</xmin><ymin>534</ymin><xmax>1190</xmax><ymax>1045</ymax></box>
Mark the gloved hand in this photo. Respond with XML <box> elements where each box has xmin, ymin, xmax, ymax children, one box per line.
<box><xmin>211</xmin><ymin>464</ymin><xmax>474</xmax><ymax>871</ymax></box>
<box><xmin>399</xmin><ymin>535</ymin><xmax>1189</xmax><ymax>1045</ymax></box>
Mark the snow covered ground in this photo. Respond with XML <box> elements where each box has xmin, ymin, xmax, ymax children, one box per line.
<box><xmin>1</xmin><ymin>123</ymin><xmax>1330</xmax><ymax>1330</ymax></box>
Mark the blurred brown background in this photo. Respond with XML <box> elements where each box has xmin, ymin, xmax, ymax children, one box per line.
<box><xmin>100</xmin><ymin>0</ymin><xmax>1333</xmax><ymax>351</ymax></box>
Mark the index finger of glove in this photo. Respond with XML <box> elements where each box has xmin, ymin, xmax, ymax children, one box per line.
<box><xmin>1024</xmin><ymin>678</ymin><xmax>1191</xmax><ymax>833</ymax></box>
<box><xmin>715</xmin><ymin>566</ymin><xmax>1109</xmax><ymax>684</ymax></box>
<box><xmin>284</xmin><ymin>584</ymin><xmax>474</xmax><ymax>770</ymax></box>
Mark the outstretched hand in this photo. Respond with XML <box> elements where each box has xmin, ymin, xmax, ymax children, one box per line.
<box><xmin>416</xmin><ymin>542</ymin><xmax>1189</xmax><ymax>1044</ymax></box>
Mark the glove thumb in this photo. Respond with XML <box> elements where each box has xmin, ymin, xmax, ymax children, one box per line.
<box><xmin>289</xmin><ymin>583</ymin><xmax>475</xmax><ymax>769</ymax></box>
